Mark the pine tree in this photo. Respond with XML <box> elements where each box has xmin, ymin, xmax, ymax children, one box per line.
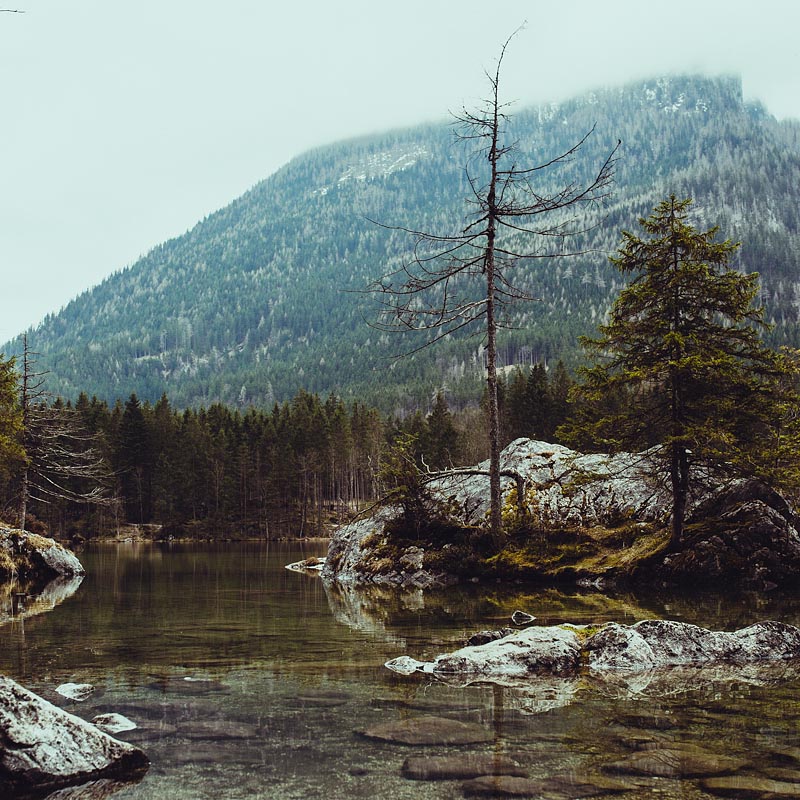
<box><xmin>422</xmin><ymin>392</ymin><xmax>461</xmax><ymax>470</ymax></box>
<box><xmin>0</xmin><ymin>354</ymin><xmax>24</xmax><ymax>487</ymax></box>
<box><xmin>565</xmin><ymin>196</ymin><xmax>800</xmax><ymax>547</ymax></box>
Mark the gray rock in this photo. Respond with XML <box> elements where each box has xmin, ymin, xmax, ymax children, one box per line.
<box><xmin>390</xmin><ymin>620</ymin><xmax>800</xmax><ymax>695</ymax></box>
<box><xmin>401</xmin><ymin>754</ymin><xmax>527</xmax><ymax>780</ymax></box>
<box><xmin>467</xmin><ymin>628</ymin><xmax>516</xmax><ymax>647</ymax></box>
<box><xmin>356</xmin><ymin>715</ymin><xmax>493</xmax><ymax>745</ymax></box>
<box><xmin>0</xmin><ymin>527</ymin><xmax>85</xmax><ymax>581</ymax></box>
<box><xmin>583</xmin><ymin>624</ymin><xmax>656</xmax><ymax>672</ymax></box>
<box><xmin>0</xmin><ymin>675</ymin><xmax>148</xmax><ymax>795</ymax></box>
<box><xmin>384</xmin><ymin>655</ymin><xmax>429</xmax><ymax>675</ymax></box>
<box><xmin>91</xmin><ymin>714</ymin><xmax>137</xmax><ymax>735</ymax></box>
<box><xmin>56</xmin><ymin>683</ymin><xmax>95</xmax><ymax>702</ymax></box>
<box><xmin>511</xmin><ymin>611</ymin><xmax>535</xmax><ymax>625</ymax></box>
<box><xmin>432</xmin><ymin>626</ymin><xmax>581</xmax><ymax>679</ymax></box>
<box><xmin>586</xmin><ymin>620</ymin><xmax>800</xmax><ymax>673</ymax></box>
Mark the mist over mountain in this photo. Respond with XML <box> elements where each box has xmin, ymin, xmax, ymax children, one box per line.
<box><xmin>9</xmin><ymin>74</ymin><xmax>800</xmax><ymax>412</ymax></box>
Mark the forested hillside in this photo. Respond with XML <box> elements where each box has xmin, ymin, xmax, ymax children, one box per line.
<box><xmin>7</xmin><ymin>75</ymin><xmax>800</xmax><ymax>412</ymax></box>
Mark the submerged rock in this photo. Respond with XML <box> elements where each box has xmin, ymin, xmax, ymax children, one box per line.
<box><xmin>356</xmin><ymin>715</ymin><xmax>493</xmax><ymax>745</ymax></box>
<box><xmin>401</xmin><ymin>754</ymin><xmax>527</xmax><ymax>781</ymax></box>
<box><xmin>603</xmin><ymin>747</ymin><xmax>747</xmax><ymax>778</ymax></box>
<box><xmin>0</xmin><ymin>675</ymin><xmax>148</xmax><ymax>796</ymax></box>
<box><xmin>700</xmin><ymin>775</ymin><xmax>800</xmax><ymax>798</ymax></box>
<box><xmin>463</xmin><ymin>773</ymin><xmax>629</xmax><ymax>798</ymax></box>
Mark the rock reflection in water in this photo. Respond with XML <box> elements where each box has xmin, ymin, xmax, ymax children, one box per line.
<box><xmin>0</xmin><ymin>573</ymin><xmax>84</xmax><ymax>627</ymax></box>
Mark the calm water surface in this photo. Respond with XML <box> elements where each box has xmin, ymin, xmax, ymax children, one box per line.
<box><xmin>2</xmin><ymin>541</ymin><xmax>800</xmax><ymax>799</ymax></box>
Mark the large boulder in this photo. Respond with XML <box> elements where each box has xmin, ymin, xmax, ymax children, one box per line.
<box><xmin>429</xmin><ymin>625</ymin><xmax>581</xmax><ymax>679</ymax></box>
<box><xmin>0</xmin><ymin>526</ymin><xmax>85</xmax><ymax>582</ymax></box>
<box><xmin>0</xmin><ymin>675</ymin><xmax>148</xmax><ymax>795</ymax></box>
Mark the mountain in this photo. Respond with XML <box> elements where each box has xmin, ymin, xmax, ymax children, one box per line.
<box><xmin>8</xmin><ymin>75</ymin><xmax>800</xmax><ymax>412</ymax></box>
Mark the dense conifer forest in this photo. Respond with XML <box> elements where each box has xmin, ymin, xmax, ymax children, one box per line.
<box><xmin>0</xmin><ymin>366</ymin><xmax>573</xmax><ymax>538</ymax></box>
<box><xmin>5</xmin><ymin>75</ymin><xmax>800</xmax><ymax>414</ymax></box>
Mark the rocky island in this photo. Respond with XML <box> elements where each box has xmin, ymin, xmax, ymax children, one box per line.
<box><xmin>322</xmin><ymin>438</ymin><xmax>800</xmax><ymax>591</ymax></box>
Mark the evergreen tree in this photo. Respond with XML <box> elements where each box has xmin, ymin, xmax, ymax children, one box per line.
<box><xmin>117</xmin><ymin>393</ymin><xmax>154</xmax><ymax>523</ymax></box>
<box><xmin>564</xmin><ymin>196</ymin><xmax>800</xmax><ymax>547</ymax></box>
<box><xmin>421</xmin><ymin>392</ymin><xmax>461</xmax><ymax>470</ymax></box>
<box><xmin>0</xmin><ymin>354</ymin><xmax>24</xmax><ymax>488</ymax></box>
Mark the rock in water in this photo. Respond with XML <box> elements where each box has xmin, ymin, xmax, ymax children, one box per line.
<box><xmin>0</xmin><ymin>675</ymin><xmax>148</xmax><ymax>795</ymax></box>
<box><xmin>402</xmin><ymin>754</ymin><xmax>527</xmax><ymax>780</ymax></box>
<box><xmin>700</xmin><ymin>775</ymin><xmax>800</xmax><ymax>798</ymax></box>
<box><xmin>432</xmin><ymin>626</ymin><xmax>581</xmax><ymax>678</ymax></box>
<box><xmin>56</xmin><ymin>682</ymin><xmax>95</xmax><ymax>702</ymax></box>
<box><xmin>603</xmin><ymin>747</ymin><xmax>747</xmax><ymax>778</ymax></box>
<box><xmin>357</xmin><ymin>715</ymin><xmax>493</xmax><ymax>745</ymax></box>
<box><xmin>0</xmin><ymin>527</ymin><xmax>85</xmax><ymax>582</ymax></box>
<box><xmin>467</xmin><ymin>628</ymin><xmax>516</xmax><ymax>647</ymax></box>
<box><xmin>91</xmin><ymin>713</ymin><xmax>137</xmax><ymax>735</ymax></box>
<box><xmin>384</xmin><ymin>655</ymin><xmax>429</xmax><ymax>675</ymax></box>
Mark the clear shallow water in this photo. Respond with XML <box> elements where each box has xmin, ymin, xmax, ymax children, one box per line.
<box><xmin>2</xmin><ymin>541</ymin><xmax>800</xmax><ymax>799</ymax></box>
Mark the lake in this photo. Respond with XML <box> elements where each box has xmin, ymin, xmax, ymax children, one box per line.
<box><xmin>3</xmin><ymin>541</ymin><xmax>800</xmax><ymax>799</ymax></box>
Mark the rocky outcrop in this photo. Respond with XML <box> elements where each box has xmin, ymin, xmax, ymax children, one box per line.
<box><xmin>0</xmin><ymin>526</ymin><xmax>85</xmax><ymax>582</ymax></box>
<box><xmin>0</xmin><ymin>675</ymin><xmax>148</xmax><ymax>796</ymax></box>
<box><xmin>322</xmin><ymin>438</ymin><xmax>800</xmax><ymax>589</ymax></box>
<box><xmin>387</xmin><ymin>620</ymin><xmax>800</xmax><ymax>688</ymax></box>
<box><xmin>585</xmin><ymin>619</ymin><xmax>800</xmax><ymax>672</ymax></box>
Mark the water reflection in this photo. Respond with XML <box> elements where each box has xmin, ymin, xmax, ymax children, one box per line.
<box><xmin>2</xmin><ymin>542</ymin><xmax>800</xmax><ymax>800</ymax></box>
<box><xmin>0</xmin><ymin>573</ymin><xmax>84</xmax><ymax>627</ymax></box>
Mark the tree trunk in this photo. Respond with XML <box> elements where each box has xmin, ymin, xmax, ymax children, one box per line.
<box><xmin>485</xmin><ymin>80</ymin><xmax>503</xmax><ymax>549</ymax></box>
<box><xmin>670</xmin><ymin>442</ymin><xmax>690</xmax><ymax>548</ymax></box>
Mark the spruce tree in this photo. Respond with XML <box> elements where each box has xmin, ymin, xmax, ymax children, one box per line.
<box><xmin>566</xmin><ymin>196</ymin><xmax>799</xmax><ymax>547</ymax></box>
<box><xmin>0</xmin><ymin>354</ymin><xmax>24</xmax><ymax>485</ymax></box>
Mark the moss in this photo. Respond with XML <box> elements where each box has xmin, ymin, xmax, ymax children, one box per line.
<box><xmin>559</xmin><ymin>623</ymin><xmax>605</xmax><ymax>643</ymax></box>
<box><xmin>482</xmin><ymin>520</ymin><xmax>670</xmax><ymax>583</ymax></box>
<box><xmin>18</xmin><ymin>532</ymin><xmax>55</xmax><ymax>551</ymax></box>
<box><xmin>0</xmin><ymin>547</ymin><xmax>15</xmax><ymax>578</ymax></box>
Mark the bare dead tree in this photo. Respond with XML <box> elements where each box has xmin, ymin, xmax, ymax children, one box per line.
<box><xmin>367</xmin><ymin>30</ymin><xmax>619</xmax><ymax>546</ymax></box>
<box><xmin>18</xmin><ymin>335</ymin><xmax>117</xmax><ymax>531</ymax></box>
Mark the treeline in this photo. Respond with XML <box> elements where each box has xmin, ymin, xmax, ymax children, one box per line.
<box><xmin>0</xmin><ymin>362</ymin><xmax>574</xmax><ymax>539</ymax></box>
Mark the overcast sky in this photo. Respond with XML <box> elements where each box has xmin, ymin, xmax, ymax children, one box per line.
<box><xmin>1</xmin><ymin>0</ymin><xmax>799</xmax><ymax>343</ymax></box>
